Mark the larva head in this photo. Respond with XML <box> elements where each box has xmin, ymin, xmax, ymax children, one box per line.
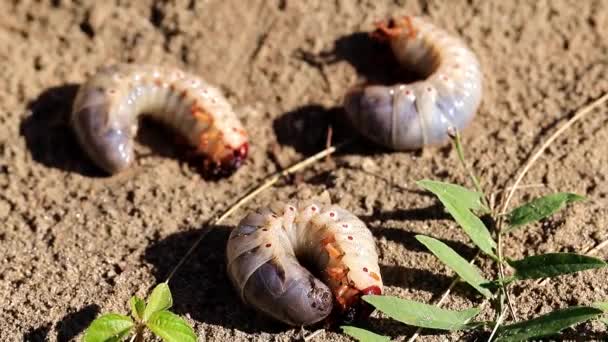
<box><xmin>71</xmin><ymin>88</ymin><xmax>134</xmax><ymax>174</ymax></box>
<box><xmin>372</xmin><ymin>16</ymin><xmax>416</xmax><ymax>42</ymax></box>
<box><xmin>344</xmin><ymin>85</ymin><xmax>396</xmax><ymax>149</ymax></box>
<box><xmin>341</xmin><ymin>285</ymin><xmax>382</xmax><ymax>324</ymax></box>
<box><xmin>330</xmin><ymin>279</ymin><xmax>383</xmax><ymax>324</ymax></box>
<box><xmin>203</xmin><ymin>142</ymin><xmax>249</xmax><ymax>177</ymax></box>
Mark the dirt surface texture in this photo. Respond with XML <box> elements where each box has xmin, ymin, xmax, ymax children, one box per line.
<box><xmin>1</xmin><ymin>0</ymin><xmax>608</xmax><ymax>341</ymax></box>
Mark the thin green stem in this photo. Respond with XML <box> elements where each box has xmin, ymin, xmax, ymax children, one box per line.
<box><xmin>448</xmin><ymin>129</ymin><xmax>518</xmax><ymax>327</ymax></box>
<box><xmin>493</xmin><ymin>93</ymin><xmax>608</xmax><ymax>323</ymax></box>
<box><xmin>496</xmin><ymin>225</ymin><xmax>518</xmax><ymax>321</ymax></box>
<box><xmin>450</xmin><ymin>129</ymin><xmax>489</xmax><ymax>211</ymax></box>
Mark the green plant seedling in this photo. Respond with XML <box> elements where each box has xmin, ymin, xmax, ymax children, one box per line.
<box><xmin>83</xmin><ymin>282</ymin><xmax>197</xmax><ymax>342</ymax></box>
<box><xmin>342</xmin><ymin>129</ymin><xmax>604</xmax><ymax>341</ymax></box>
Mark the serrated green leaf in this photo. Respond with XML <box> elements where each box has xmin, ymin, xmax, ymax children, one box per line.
<box><xmin>508</xmin><ymin>253</ymin><xmax>606</xmax><ymax>280</ymax></box>
<box><xmin>83</xmin><ymin>313</ymin><xmax>134</xmax><ymax>342</ymax></box>
<box><xmin>495</xmin><ymin>306</ymin><xmax>602</xmax><ymax>341</ymax></box>
<box><xmin>146</xmin><ymin>310</ymin><xmax>197</xmax><ymax>342</ymax></box>
<box><xmin>341</xmin><ymin>326</ymin><xmax>390</xmax><ymax>342</ymax></box>
<box><xmin>506</xmin><ymin>193</ymin><xmax>585</xmax><ymax>231</ymax></box>
<box><xmin>143</xmin><ymin>282</ymin><xmax>173</xmax><ymax>322</ymax></box>
<box><xmin>416</xmin><ymin>235</ymin><xmax>492</xmax><ymax>298</ymax></box>
<box><xmin>417</xmin><ymin>180</ymin><xmax>496</xmax><ymax>258</ymax></box>
<box><xmin>363</xmin><ymin>295</ymin><xmax>480</xmax><ymax>330</ymax></box>
<box><xmin>130</xmin><ymin>296</ymin><xmax>145</xmax><ymax>321</ymax></box>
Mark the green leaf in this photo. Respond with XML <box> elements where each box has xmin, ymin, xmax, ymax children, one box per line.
<box><xmin>130</xmin><ymin>296</ymin><xmax>145</xmax><ymax>321</ymax></box>
<box><xmin>418</xmin><ymin>180</ymin><xmax>486</xmax><ymax>211</ymax></box>
<box><xmin>417</xmin><ymin>180</ymin><xmax>496</xmax><ymax>258</ymax></box>
<box><xmin>83</xmin><ymin>313</ymin><xmax>134</xmax><ymax>342</ymax></box>
<box><xmin>363</xmin><ymin>295</ymin><xmax>480</xmax><ymax>330</ymax></box>
<box><xmin>416</xmin><ymin>235</ymin><xmax>492</xmax><ymax>298</ymax></box>
<box><xmin>146</xmin><ymin>310</ymin><xmax>197</xmax><ymax>342</ymax></box>
<box><xmin>495</xmin><ymin>306</ymin><xmax>603</xmax><ymax>341</ymax></box>
<box><xmin>143</xmin><ymin>282</ymin><xmax>173</xmax><ymax>322</ymax></box>
<box><xmin>592</xmin><ymin>301</ymin><xmax>608</xmax><ymax>312</ymax></box>
<box><xmin>506</xmin><ymin>193</ymin><xmax>585</xmax><ymax>230</ymax></box>
<box><xmin>341</xmin><ymin>326</ymin><xmax>390</xmax><ymax>342</ymax></box>
<box><xmin>508</xmin><ymin>253</ymin><xmax>606</xmax><ymax>280</ymax></box>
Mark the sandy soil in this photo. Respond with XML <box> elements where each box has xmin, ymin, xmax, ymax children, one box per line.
<box><xmin>1</xmin><ymin>0</ymin><xmax>608</xmax><ymax>341</ymax></box>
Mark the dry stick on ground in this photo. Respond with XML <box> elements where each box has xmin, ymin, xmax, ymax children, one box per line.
<box><xmin>325</xmin><ymin>125</ymin><xmax>334</xmax><ymax>164</ymax></box>
<box><xmin>499</xmin><ymin>92</ymin><xmax>608</xmax><ymax>216</ymax></box>
<box><xmin>165</xmin><ymin>140</ymin><xmax>353</xmax><ymax>282</ymax></box>
<box><xmin>407</xmin><ymin>92</ymin><xmax>608</xmax><ymax>342</ymax></box>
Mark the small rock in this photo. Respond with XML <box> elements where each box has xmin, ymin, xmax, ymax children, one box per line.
<box><xmin>361</xmin><ymin>157</ymin><xmax>379</xmax><ymax>173</ymax></box>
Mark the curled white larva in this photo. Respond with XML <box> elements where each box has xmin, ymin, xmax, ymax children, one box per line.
<box><xmin>344</xmin><ymin>16</ymin><xmax>483</xmax><ymax>149</ymax></box>
<box><xmin>71</xmin><ymin>64</ymin><xmax>249</xmax><ymax>175</ymax></box>
<box><xmin>226</xmin><ymin>199</ymin><xmax>383</xmax><ymax>326</ymax></box>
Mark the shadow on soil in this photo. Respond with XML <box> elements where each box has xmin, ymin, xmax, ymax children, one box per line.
<box><xmin>274</xmin><ymin>32</ymin><xmax>424</xmax><ymax>157</ymax></box>
<box><xmin>20</xmin><ymin>84</ymin><xmax>105</xmax><ymax>177</ymax></box>
<box><xmin>23</xmin><ymin>304</ymin><xmax>99</xmax><ymax>342</ymax></box>
<box><xmin>144</xmin><ymin>226</ymin><xmax>288</xmax><ymax>334</ymax></box>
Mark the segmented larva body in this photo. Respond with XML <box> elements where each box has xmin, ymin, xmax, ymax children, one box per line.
<box><xmin>226</xmin><ymin>200</ymin><xmax>383</xmax><ymax>326</ymax></box>
<box><xmin>71</xmin><ymin>64</ymin><xmax>248</xmax><ymax>175</ymax></box>
<box><xmin>344</xmin><ymin>16</ymin><xmax>482</xmax><ymax>149</ymax></box>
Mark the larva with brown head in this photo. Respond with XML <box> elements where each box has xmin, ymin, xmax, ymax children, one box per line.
<box><xmin>226</xmin><ymin>198</ymin><xmax>383</xmax><ymax>326</ymax></box>
<box><xmin>71</xmin><ymin>64</ymin><xmax>248</xmax><ymax>176</ymax></box>
<box><xmin>344</xmin><ymin>16</ymin><xmax>482</xmax><ymax>149</ymax></box>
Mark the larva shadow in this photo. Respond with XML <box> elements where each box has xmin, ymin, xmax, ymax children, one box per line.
<box><xmin>276</xmin><ymin>32</ymin><xmax>427</xmax><ymax>156</ymax></box>
<box><xmin>134</xmin><ymin>119</ymin><xmax>210</xmax><ymax>176</ymax></box>
<box><xmin>379</xmin><ymin>264</ymin><xmax>482</xmax><ymax>301</ymax></box>
<box><xmin>297</xmin><ymin>32</ymin><xmax>417</xmax><ymax>86</ymax></box>
<box><xmin>21</xmin><ymin>84</ymin><xmax>105</xmax><ymax>177</ymax></box>
<box><xmin>360</xmin><ymin>203</ymin><xmax>452</xmax><ymax>226</ymax></box>
<box><xmin>272</xmin><ymin>104</ymin><xmax>394</xmax><ymax>156</ymax></box>
<box><xmin>369</xmin><ymin>225</ymin><xmax>476</xmax><ymax>256</ymax></box>
<box><xmin>143</xmin><ymin>226</ymin><xmax>286</xmax><ymax>333</ymax></box>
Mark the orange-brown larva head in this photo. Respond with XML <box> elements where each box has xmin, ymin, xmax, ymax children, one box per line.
<box><xmin>372</xmin><ymin>16</ymin><xmax>417</xmax><ymax>42</ymax></box>
<box><xmin>203</xmin><ymin>142</ymin><xmax>249</xmax><ymax>178</ymax></box>
<box><xmin>337</xmin><ymin>286</ymin><xmax>382</xmax><ymax>324</ymax></box>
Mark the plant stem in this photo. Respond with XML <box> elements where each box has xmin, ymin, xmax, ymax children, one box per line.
<box><xmin>412</xmin><ymin>94</ymin><xmax>607</xmax><ymax>341</ymax></box>
<box><xmin>450</xmin><ymin>129</ymin><xmax>489</xmax><ymax>210</ymax></box>
<box><xmin>165</xmin><ymin>140</ymin><xmax>353</xmax><ymax>282</ymax></box>
<box><xmin>450</xmin><ymin>129</ymin><xmax>518</xmax><ymax>320</ymax></box>
<box><xmin>493</xmin><ymin>93</ymin><xmax>608</xmax><ymax>322</ymax></box>
<box><xmin>496</xmin><ymin>227</ymin><xmax>518</xmax><ymax>321</ymax></box>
